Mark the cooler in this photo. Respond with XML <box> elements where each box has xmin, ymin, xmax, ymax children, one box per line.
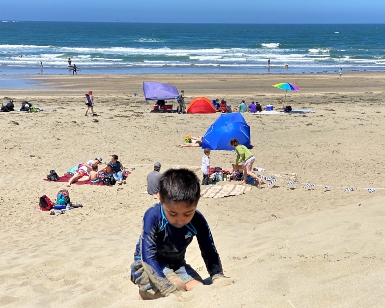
<box><xmin>266</xmin><ymin>105</ymin><xmax>274</xmax><ymax>111</ymax></box>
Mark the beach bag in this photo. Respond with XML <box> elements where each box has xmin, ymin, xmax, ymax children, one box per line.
<box><xmin>0</xmin><ymin>101</ymin><xmax>14</xmax><ymax>112</ymax></box>
<box><xmin>103</xmin><ymin>172</ymin><xmax>116</xmax><ymax>186</ymax></box>
<box><xmin>56</xmin><ymin>189</ymin><xmax>70</xmax><ymax>205</ymax></box>
<box><xmin>284</xmin><ymin>105</ymin><xmax>292</xmax><ymax>112</ymax></box>
<box><xmin>47</xmin><ymin>170</ymin><xmax>59</xmax><ymax>181</ymax></box>
<box><xmin>20</xmin><ymin>101</ymin><xmax>32</xmax><ymax>111</ymax></box>
<box><xmin>39</xmin><ymin>195</ymin><xmax>54</xmax><ymax>211</ymax></box>
<box><xmin>230</xmin><ymin>170</ymin><xmax>243</xmax><ymax>181</ymax></box>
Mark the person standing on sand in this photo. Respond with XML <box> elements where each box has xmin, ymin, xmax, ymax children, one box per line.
<box><xmin>177</xmin><ymin>90</ymin><xmax>185</xmax><ymax>114</ymax></box>
<box><xmin>339</xmin><ymin>68</ymin><xmax>343</xmax><ymax>79</ymax></box>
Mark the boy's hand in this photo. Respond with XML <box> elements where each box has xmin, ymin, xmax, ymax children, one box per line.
<box><xmin>211</xmin><ymin>274</ymin><xmax>233</xmax><ymax>288</ymax></box>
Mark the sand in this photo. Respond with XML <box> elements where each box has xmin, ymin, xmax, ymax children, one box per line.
<box><xmin>1</xmin><ymin>72</ymin><xmax>385</xmax><ymax>307</ymax></box>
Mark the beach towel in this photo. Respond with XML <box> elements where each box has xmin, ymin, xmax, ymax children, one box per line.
<box><xmin>43</xmin><ymin>173</ymin><xmax>104</xmax><ymax>185</ymax></box>
<box><xmin>200</xmin><ymin>184</ymin><xmax>252</xmax><ymax>198</ymax></box>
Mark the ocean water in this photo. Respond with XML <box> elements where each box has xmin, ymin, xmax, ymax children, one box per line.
<box><xmin>0</xmin><ymin>21</ymin><xmax>384</xmax><ymax>76</ymax></box>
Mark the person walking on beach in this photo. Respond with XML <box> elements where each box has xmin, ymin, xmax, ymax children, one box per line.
<box><xmin>84</xmin><ymin>91</ymin><xmax>95</xmax><ymax>116</ymax></box>
<box><xmin>339</xmin><ymin>68</ymin><xmax>342</xmax><ymax>79</ymax></box>
<box><xmin>73</xmin><ymin>63</ymin><xmax>77</xmax><ymax>75</ymax></box>
<box><xmin>40</xmin><ymin>61</ymin><xmax>43</xmax><ymax>74</ymax></box>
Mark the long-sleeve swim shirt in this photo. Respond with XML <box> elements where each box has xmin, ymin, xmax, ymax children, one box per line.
<box><xmin>133</xmin><ymin>203</ymin><xmax>223</xmax><ymax>294</ymax></box>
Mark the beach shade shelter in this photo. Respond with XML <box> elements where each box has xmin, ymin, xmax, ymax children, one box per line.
<box><xmin>272</xmin><ymin>82</ymin><xmax>301</xmax><ymax>101</ymax></box>
<box><xmin>143</xmin><ymin>81</ymin><xmax>179</xmax><ymax>101</ymax></box>
<box><xmin>201</xmin><ymin>113</ymin><xmax>250</xmax><ymax>150</ymax></box>
<box><xmin>186</xmin><ymin>97</ymin><xmax>216</xmax><ymax>114</ymax></box>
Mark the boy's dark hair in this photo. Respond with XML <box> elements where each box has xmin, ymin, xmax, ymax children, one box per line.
<box><xmin>112</xmin><ymin>154</ymin><xmax>118</xmax><ymax>160</ymax></box>
<box><xmin>204</xmin><ymin>148</ymin><xmax>210</xmax><ymax>155</ymax></box>
<box><xmin>159</xmin><ymin>168</ymin><xmax>200</xmax><ymax>206</ymax></box>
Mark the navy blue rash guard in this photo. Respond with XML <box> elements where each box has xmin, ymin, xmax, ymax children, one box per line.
<box><xmin>133</xmin><ymin>203</ymin><xmax>223</xmax><ymax>292</ymax></box>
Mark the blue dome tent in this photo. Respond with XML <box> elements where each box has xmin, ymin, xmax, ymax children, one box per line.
<box><xmin>201</xmin><ymin>113</ymin><xmax>250</xmax><ymax>150</ymax></box>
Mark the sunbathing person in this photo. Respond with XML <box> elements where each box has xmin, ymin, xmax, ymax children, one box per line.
<box><xmin>178</xmin><ymin>136</ymin><xmax>203</xmax><ymax>148</ymax></box>
<box><xmin>67</xmin><ymin>157</ymin><xmax>102</xmax><ymax>187</ymax></box>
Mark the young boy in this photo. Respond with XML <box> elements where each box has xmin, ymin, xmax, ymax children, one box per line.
<box><xmin>201</xmin><ymin>148</ymin><xmax>211</xmax><ymax>185</ymax></box>
<box><xmin>130</xmin><ymin>168</ymin><xmax>225</xmax><ymax>300</ymax></box>
<box><xmin>89</xmin><ymin>163</ymin><xmax>100</xmax><ymax>183</ymax></box>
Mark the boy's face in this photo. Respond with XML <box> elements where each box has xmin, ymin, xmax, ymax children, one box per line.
<box><xmin>162</xmin><ymin>201</ymin><xmax>197</xmax><ymax>228</ymax></box>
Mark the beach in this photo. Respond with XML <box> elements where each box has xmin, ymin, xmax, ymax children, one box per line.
<box><xmin>1</xmin><ymin>72</ymin><xmax>385</xmax><ymax>307</ymax></box>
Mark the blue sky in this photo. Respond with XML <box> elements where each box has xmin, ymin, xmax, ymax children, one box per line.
<box><xmin>1</xmin><ymin>0</ymin><xmax>384</xmax><ymax>23</ymax></box>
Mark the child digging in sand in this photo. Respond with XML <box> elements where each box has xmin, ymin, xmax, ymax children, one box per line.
<box><xmin>130</xmin><ymin>168</ymin><xmax>227</xmax><ymax>300</ymax></box>
<box><xmin>230</xmin><ymin>138</ymin><xmax>264</xmax><ymax>186</ymax></box>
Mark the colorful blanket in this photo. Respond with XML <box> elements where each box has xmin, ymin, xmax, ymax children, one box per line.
<box><xmin>200</xmin><ymin>184</ymin><xmax>252</xmax><ymax>198</ymax></box>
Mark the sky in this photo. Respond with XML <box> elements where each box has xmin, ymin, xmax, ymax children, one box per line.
<box><xmin>1</xmin><ymin>0</ymin><xmax>384</xmax><ymax>24</ymax></box>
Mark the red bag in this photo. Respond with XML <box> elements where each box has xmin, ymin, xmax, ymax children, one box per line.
<box><xmin>39</xmin><ymin>195</ymin><xmax>54</xmax><ymax>211</ymax></box>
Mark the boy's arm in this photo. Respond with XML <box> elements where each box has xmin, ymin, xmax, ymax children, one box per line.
<box><xmin>140</xmin><ymin>208</ymin><xmax>177</xmax><ymax>296</ymax></box>
<box><xmin>194</xmin><ymin>212</ymin><xmax>224</xmax><ymax>278</ymax></box>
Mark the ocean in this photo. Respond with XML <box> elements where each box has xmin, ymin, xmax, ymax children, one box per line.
<box><xmin>0</xmin><ymin>21</ymin><xmax>384</xmax><ymax>76</ymax></box>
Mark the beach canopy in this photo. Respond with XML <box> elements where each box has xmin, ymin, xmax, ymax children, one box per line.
<box><xmin>186</xmin><ymin>97</ymin><xmax>216</xmax><ymax>114</ymax></box>
<box><xmin>143</xmin><ymin>81</ymin><xmax>179</xmax><ymax>101</ymax></box>
<box><xmin>202</xmin><ymin>113</ymin><xmax>250</xmax><ymax>150</ymax></box>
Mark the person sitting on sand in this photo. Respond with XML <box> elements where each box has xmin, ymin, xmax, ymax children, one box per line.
<box><xmin>130</xmin><ymin>168</ymin><xmax>227</xmax><ymax>300</ymax></box>
<box><xmin>229</xmin><ymin>138</ymin><xmax>263</xmax><ymax>186</ymax></box>
<box><xmin>67</xmin><ymin>157</ymin><xmax>102</xmax><ymax>187</ymax></box>
<box><xmin>99</xmin><ymin>154</ymin><xmax>126</xmax><ymax>185</ymax></box>
<box><xmin>178</xmin><ymin>136</ymin><xmax>203</xmax><ymax>148</ymax></box>
<box><xmin>147</xmin><ymin>162</ymin><xmax>162</xmax><ymax>195</ymax></box>
<box><xmin>89</xmin><ymin>163</ymin><xmax>101</xmax><ymax>183</ymax></box>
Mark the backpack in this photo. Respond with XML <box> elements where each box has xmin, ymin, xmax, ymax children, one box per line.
<box><xmin>20</xmin><ymin>101</ymin><xmax>32</xmax><ymax>111</ymax></box>
<box><xmin>56</xmin><ymin>189</ymin><xmax>70</xmax><ymax>205</ymax></box>
<box><xmin>1</xmin><ymin>101</ymin><xmax>14</xmax><ymax>112</ymax></box>
<box><xmin>103</xmin><ymin>172</ymin><xmax>116</xmax><ymax>186</ymax></box>
<box><xmin>284</xmin><ymin>105</ymin><xmax>292</xmax><ymax>112</ymax></box>
<box><xmin>39</xmin><ymin>195</ymin><xmax>54</xmax><ymax>211</ymax></box>
<box><xmin>47</xmin><ymin>170</ymin><xmax>59</xmax><ymax>181</ymax></box>
<box><xmin>177</xmin><ymin>94</ymin><xmax>183</xmax><ymax>103</ymax></box>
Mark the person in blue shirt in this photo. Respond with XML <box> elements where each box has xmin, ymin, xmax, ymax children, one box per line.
<box><xmin>131</xmin><ymin>168</ymin><xmax>227</xmax><ymax>300</ymax></box>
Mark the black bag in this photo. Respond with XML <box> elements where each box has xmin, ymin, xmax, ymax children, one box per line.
<box><xmin>0</xmin><ymin>101</ymin><xmax>14</xmax><ymax>112</ymax></box>
<box><xmin>214</xmin><ymin>167</ymin><xmax>222</xmax><ymax>173</ymax></box>
<box><xmin>103</xmin><ymin>172</ymin><xmax>116</xmax><ymax>185</ymax></box>
<box><xmin>20</xmin><ymin>101</ymin><xmax>32</xmax><ymax>111</ymax></box>
<box><xmin>47</xmin><ymin>170</ymin><xmax>59</xmax><ymax>181</ymax></box>
<box><xmin>284</xmin><ymin>105</ymin><xmax>292</xmax><ymax>112</ymax></box>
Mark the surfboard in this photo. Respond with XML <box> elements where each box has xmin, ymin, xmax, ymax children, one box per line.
<box><xmin>67</xmin><ymin>66</ymin><xmax>81</xmax><ymax>71</ymax></box>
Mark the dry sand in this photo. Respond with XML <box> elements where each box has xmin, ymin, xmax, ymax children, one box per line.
<box><xmin>1</xmin><ymin>72</ymin><xmax>385</xmax><ymax>307</ymax></box>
